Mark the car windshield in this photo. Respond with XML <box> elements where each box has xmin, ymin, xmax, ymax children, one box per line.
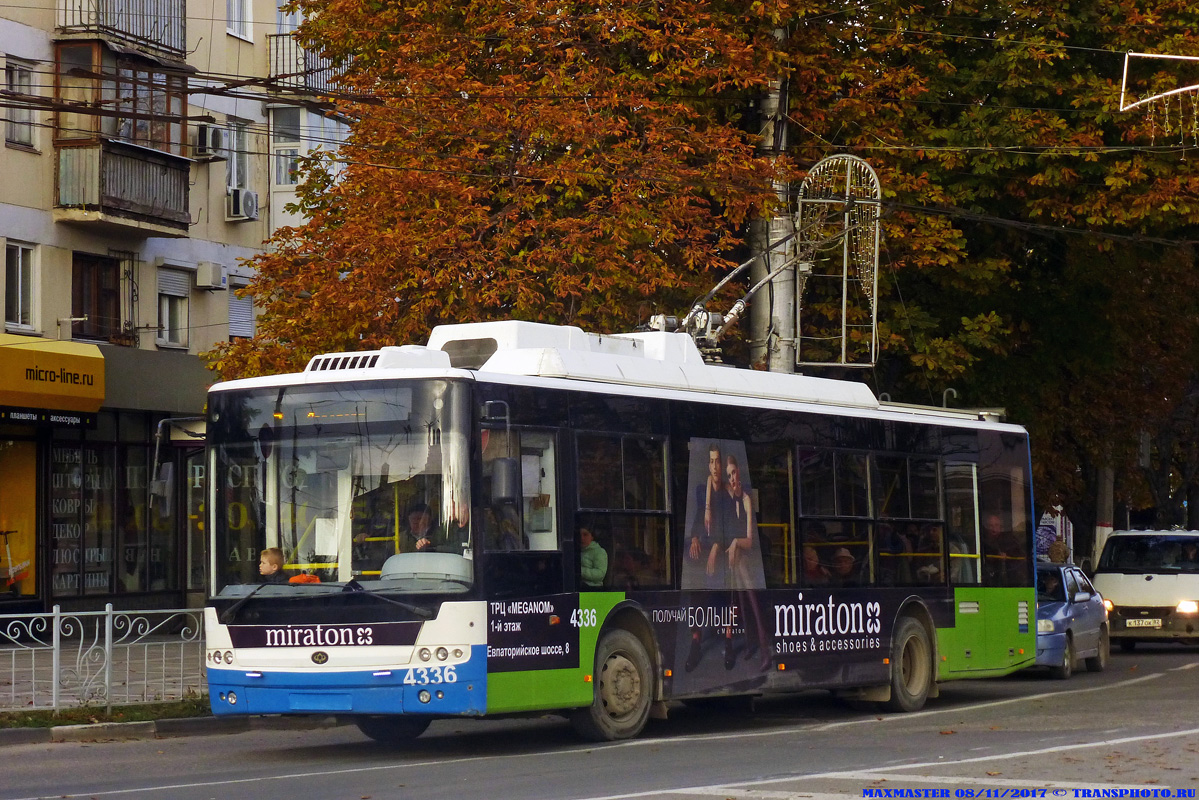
<box><xmin>1036</xmin><ymin>569</ymin><xmax>1066</xmax><ymax>602</ymax></box>
<box><xmin>1096</xmin><ymin>534</ymin><xmax>1199</xmax><ymax>574</ymax></box>
<box><xmin>207</xmin><ymin>380</ymin><xmax>473</xmax><ymax>595</ymax></box>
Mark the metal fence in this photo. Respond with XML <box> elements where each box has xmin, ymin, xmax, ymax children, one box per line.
<box><xmin>0</xmin><ymin>605</ymin><xmax>205</xmax><ymax>713</ymax></box>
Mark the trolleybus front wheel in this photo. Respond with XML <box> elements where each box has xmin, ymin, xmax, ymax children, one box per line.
<box><xmin>883</xmin><ymin>616</ymin><xmax>934</xmax><ymax>713</ymax></box>
<box><xmin>570</xmin><ymin>628</ymin><xmax>653</xmax><ymax>741</ymax></box>
<box><xmin>354</xmin><ymin>715</ymin><xmax>432</xmax><ymax>743</ymax></box>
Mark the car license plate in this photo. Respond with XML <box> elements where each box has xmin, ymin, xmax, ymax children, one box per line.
<box><xmin>1126</xmin><ymin>618</ymin><xmax>1161</xmax><ymax>628</ymax></box>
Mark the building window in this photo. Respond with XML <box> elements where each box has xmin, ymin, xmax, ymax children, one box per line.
<box><xmin>156</xmin><ymin>268</ymin><xmax>189</xmax><ymax>347</ymax></box>
<box><xmin>227</xmin><ymin>120</ymin><xmax>250</xmax><ymax>189</ymax></box>
<box><xmin>227</xmin><ymin>0</ymin><xmax>251</xmax><ymax>39</ymax></box>
<box><xmin>228</xmin><ymin>290</ymin><xmax>254</xmax><ymax>339</ymax></box>
<box><xmin>5</xmin><ymin>59</ymin><xmax>35</xmax><ymax>147</ymax></box>
<box><xmin>273</xmin><ymin>106</ymin><xmax>302</xmax><ymax>185</ymax></box>
<box><xmin>54</xmin><ymin>42</ymin><xmax>185</xmax><ymax>155</ymax></box>
<box><xmin>5</xmin><ymin>242</ymin><xmax>35</xmax><ymax>331</ymax></box>
<box><xmin>72</xmin><ymin>252</ymin><xmax>121</xmax><ymax>340</ymax></box>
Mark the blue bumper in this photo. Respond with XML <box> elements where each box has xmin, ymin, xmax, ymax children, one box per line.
<box><xmin>1035</xmin><ymin>631</ymin><xmax>1067</xmax><ymax>668</ymax></box>
<box><xmin>208</xmin><ymin>645</ymin><xmax>487</xmax><ymax>716</ymax></box>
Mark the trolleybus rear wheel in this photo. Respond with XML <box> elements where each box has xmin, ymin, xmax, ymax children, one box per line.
<box><xmin>571</xmin><ymin>628</ymin><xmax>653</xmax><ymax>741</ymax></box>
<box><xmin>354</xmin><ymin>715</ymin><xmax>432</xmax><ymax>743</ymax></box>
<box><xmin>883</xmin><ymin>616</ymin><xmax>933</xmax><ymax>712</ymax></box>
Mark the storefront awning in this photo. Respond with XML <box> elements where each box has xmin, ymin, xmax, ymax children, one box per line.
<box><xmin>0</xmin><ymin>335</ymin><xmax>105</xmax><ymax>414</ymax></box>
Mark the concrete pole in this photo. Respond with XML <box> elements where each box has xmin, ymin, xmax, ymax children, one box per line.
<box><xmin>748</xmin><ymin>40</ymin><xmax>795</xmax><ymax>374</ymax></box>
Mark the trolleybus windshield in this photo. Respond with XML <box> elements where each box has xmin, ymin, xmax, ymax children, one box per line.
<box><xmin>208</xmin><ymin>380</ymin><xmax>472</xmax><ymax>595</ymax></box>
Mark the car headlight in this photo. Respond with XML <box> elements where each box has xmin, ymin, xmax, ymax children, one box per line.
<box><xmin>1177</xmin><ymin>600</ymin><xmax>1199</xmax><ymax>615</ymax></box>
<box><xmin>1037</xmin><ymin>618</ymin><xmax>1056</xmax><ymax>634</ymax></box>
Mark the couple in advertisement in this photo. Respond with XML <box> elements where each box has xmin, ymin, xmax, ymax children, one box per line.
<box><xmin>678</xmin><ymin>439</ymin><xmax>772</xmax><ymax>686</ymax></box>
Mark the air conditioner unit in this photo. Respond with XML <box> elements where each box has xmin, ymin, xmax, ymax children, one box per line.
<box><xmin>195</xmin><ymin>124</ymin><xmax>228</xmax><ymax>160</ymax></box>
<box><xmin>195</xmin><ymin>261</ymin><xmax>228</xmax><ymax>290</ymax></box>
<box><xmin>227</xmin><ymin>188</ymin><xmax>260</xmax><ymax>222</ymax></box>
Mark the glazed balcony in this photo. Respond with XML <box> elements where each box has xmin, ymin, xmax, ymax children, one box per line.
<box><xmin>55</xmin><ymin>140</ymin><xmax>190</xmax><ymax>236</ymax></box>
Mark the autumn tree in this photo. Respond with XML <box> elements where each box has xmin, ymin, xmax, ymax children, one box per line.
<box><xmin>778</xmin><ymin>0</ymin><xmax>1199</xmax><ymax>526</ymax></box>
<box><xmin>208</xmin><ymin>0</ymin><xmax>798</xmax><ymax>379</ymax></box>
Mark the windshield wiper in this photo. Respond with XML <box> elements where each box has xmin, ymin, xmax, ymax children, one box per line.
<box><xmin>342</xmin><ymin>579</ymin><xmax>435</xmax><ymax>619</ymax></box>
<box><xmin>219</xmin><ymin>583</ymin><xmax>266</xmax><ymax>624</ymax></box>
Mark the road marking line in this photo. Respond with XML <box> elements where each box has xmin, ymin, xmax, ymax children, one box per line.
<box><xmin>569</xmin><ymin>726</ymin><xmax>1199</xmax><ymax>800</ymax></box>
<box><xmin>3</xmin><ymin>671</ymin><xmax>1188</xmax><ymax>800</ymax></box>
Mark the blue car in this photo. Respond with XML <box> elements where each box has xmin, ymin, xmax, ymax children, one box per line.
<box><xmin>1035</xmin><ymin>563</ymin><xmax>1110</xmax><ymax>679</ymax></box>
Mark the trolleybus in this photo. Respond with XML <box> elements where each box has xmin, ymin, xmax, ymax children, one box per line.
<box><xmin>203</xmin><ymin>320</ymin><xmax>1035</xmax><ymax>741</ymax></box>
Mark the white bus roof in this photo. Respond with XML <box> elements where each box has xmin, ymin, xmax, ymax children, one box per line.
<box><xmin>214</xmin><ymin>320</ymin><xmax>1006</xmax><ymax>424</ymax></box>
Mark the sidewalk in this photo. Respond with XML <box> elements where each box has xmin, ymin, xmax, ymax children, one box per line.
<box><xmin>0</xmin><ymin>713</ymin><xmax>346</xmax><ymax>747</ymax></box>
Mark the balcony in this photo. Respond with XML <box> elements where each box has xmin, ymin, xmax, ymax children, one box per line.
<box><xmin>268</xmin><ymin>34</ymin><xmax>340</xmax><ymax>96</ymax></box>
<box><xmin>56</xmin><ymin>0</ymin><xmax>186</xmax><ymax>60</ymax></box>
<box><xmin>55</xmin><ymin>140</ymin><xmax>190</xmax><ymax>236</ymax></box>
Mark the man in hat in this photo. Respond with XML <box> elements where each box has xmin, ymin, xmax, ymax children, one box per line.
<box><xmin>830</xmin><ymin>547</ymin><xmax>859</xmax><ymax>587</ymax></box>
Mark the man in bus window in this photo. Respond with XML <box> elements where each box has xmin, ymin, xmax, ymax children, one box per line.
<box><xmin>830</xmin><ymin>547</ymin><xmax>858</xmax><ymax>587</ymax></box>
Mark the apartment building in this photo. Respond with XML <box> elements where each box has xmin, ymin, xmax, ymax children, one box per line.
<box><xmin>0</xmin><ymin>0</ymin><xmax>346</xmax><ymax>610</ymax></box>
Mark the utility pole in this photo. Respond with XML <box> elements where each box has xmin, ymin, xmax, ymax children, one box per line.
<box><xmin>748</xmin><ymin>29</ymin><xmax>795</xmax><ymax>374</ymax></box>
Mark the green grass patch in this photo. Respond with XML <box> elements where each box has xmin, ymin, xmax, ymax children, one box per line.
<box><xmin>0</xmin><ymin>696</ymin><xmax>210</xmax><ymax>728</ymax></box>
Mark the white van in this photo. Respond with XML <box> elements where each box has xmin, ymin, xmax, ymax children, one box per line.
<box><xmin>1091</xmin><ymin>530</ymin><xmax>1199</xmax><ymax>651</ymax></box>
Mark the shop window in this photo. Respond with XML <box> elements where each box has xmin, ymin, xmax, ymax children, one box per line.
<box><xmin>54</xmin><ymin>42</ymin><xmax>185</xmax><ymax>155</ymax></box>
<box><xmin>5</xmin><ymin>59</ymin><xmax>35</xmax><ymax>147</ymax></box>
<box><xmin>0</xmin><ymin>440</ymin><xmax>38</xmax><ymax>599</ymax></box>
<box><xmin>71</xmin><ymin>252</ymin><xmax>121</xmax><ymax>341</ymax></box>
<box><xmin>156</xmin><ymin>267</ymin><xmax>189</xmax><ymax>348</ymax></box>
<box><xmin>5</xmin><ymin>241</ymin><xmax>35</xmax><ymax>331</ymax></box>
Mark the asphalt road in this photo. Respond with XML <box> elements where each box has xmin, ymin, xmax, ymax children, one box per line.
<box><xmin>3</xmin><ymin>644</ymin><xmax>1197</xmax><ymax>800</ymax></box>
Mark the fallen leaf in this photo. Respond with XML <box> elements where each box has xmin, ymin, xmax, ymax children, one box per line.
<box><xmin>939</xmin><ymin>730</ymin><xmax>956</xmax><ymax>735</ymax></box>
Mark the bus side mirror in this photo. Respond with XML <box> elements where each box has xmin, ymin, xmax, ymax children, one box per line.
<box><xmin>490</xmin><ymin>458</ymin><xmax>521</xmax><ymax>505</ymax></box>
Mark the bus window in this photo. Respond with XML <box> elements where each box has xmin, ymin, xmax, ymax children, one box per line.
<box><xmin>801</xmin><ymin>519</ymin><xmax>871</xmax><ymax>587</ymax></box>
<box><xmin>945</xmin><ymin>463</ymin><xmax>981</xmax><ymax>585</ymax></box>
<box><xmin>481</xmin><ymin>429</ymin><xmax>558</xmax><ymax>552</ymax></box>
<box><xmin>577</xmin><ymin>433</ymin><xmax>666</xmax><ymax>512</ymax></box>
<box><xmin>602</xmin><ymin>514</ymin><xmax>670</xmax><ymax>591</ymax></box>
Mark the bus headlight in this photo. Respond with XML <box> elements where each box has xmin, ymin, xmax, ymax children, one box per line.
<box><xmin>436</xmin><ymin>647</ymin><xmax>449</xmax><ymax>661</ymax></box>
<box><xmin>418</xmin><ymin>647</ymin><xmax>432</xmax><ymax>662</ymax></box>
<box><xmin>1177</xmin><ymin>600</ymin><xmax>1199</xmax><ymax>614</ymax></box>
<box><xmin>1103</xmin><ymin>599</ymin><xmax>1114</xmax><ymax>612</ymax></box>
<box><xmin>227</xmin><ymin>691</ymin><xmax>237</xmax><ymax>705</ymax></box>
<box><xmin>1037</xmin><ymin>618</ymin><xmax>1056</xmax><ymax>634</ymax></box>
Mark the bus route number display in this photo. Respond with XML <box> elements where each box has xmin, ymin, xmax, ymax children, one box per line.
<box><xmin>486</xmin><ymin>594</ymin><xmax>581</xmax><ymax>673</ymax></box>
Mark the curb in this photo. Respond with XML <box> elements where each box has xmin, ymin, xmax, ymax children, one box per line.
<box><xmin>0</xmin><ymin>715</ymin><xmax>346</xmax><ymax>747</ymax></box>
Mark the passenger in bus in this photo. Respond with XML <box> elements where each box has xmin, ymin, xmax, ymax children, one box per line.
<box><xmin>1176</xmin><ymin>541</ymin><xmax>1199</xmax><ymax>568</ymax></box>
<box><xmin>829</xmin><ymin>547</ymin><xmax>858</xmax><ymax>587</ymax></box>
<box><xmin>259</xmin><ymin>548</ymin><xmax>287</xmax><ymax>584</ymax></box>
<box><xmin>802</xmin><ymin>546</ymin><xmax>830</xmax><ymax>585</ymax></box>
<box><xmin>579</xmin><ymin>526</ymin><xmax>608</xmax><ymax>589</ymax></box>
<box><xmin>983</xmin><ymin>513</ymin><xmax>1024</xmax><ymax>584</ymax></box>
<box><xmin>915</xmin><ymin>524</ymin><xmax>944</xmax><ymax>584</ymax></box>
